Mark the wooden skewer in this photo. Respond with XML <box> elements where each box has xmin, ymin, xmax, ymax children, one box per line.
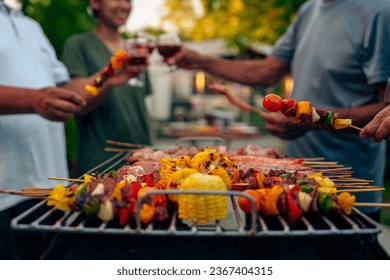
<box><xmin>335</xmin><ymin>182</ymin><xmax>370</xmax><ymax>186</ymax></box>
<box><xmin>310</xmin><ymin>164</ymin><xmax>345</xmax><ymax>168</ymax></box>
<box><xmin>48</xmin><ymin>177</ymin><xmax>84</xmax><ymax>183</ymax></box>
<box><xmin>23</xmin><ymin>187</ymin><xmax>56</xmax><ymax>191</ymax></box>
<box><xmin>327</xmin><ymin>174</ymin><xmax>352</xmax><ymax>179</ymax></box>
<box><xmin>106</xmin><ymin>140</ymin><xmax>144</xmax><ymax>148</ymax></box>
<box><xmin>303</xmin><ymin>161</ymin><xmax>338</xmax><ymax>165</ymax></box>
<box><xmin>104</xmin><ymin>147</ymin><xmax>137</xmax><ymax>153</ymax></box>
<box><xmin>0</xmin><ymin>189</ymin><xmax>49</xmax><ymax>198</ymax></box>
<box><xmin>319</xmin><ymin>167</ymin><xmax>353</xmax><ymax>173</ymax></box>
<box><xmin>317</xmin><ymin>170</ymin><xmax>353</xmax><ymax>174</ymax></box>
<box><xmin>337</xmin><ymin>188</ymin><xmax>384</xmax><ymax>193</ymax></box>
<box><xmin>328</xmin><ymin>172</ymin><xmax>354</xmax><ymax>176</ymax></box>
<box><xmin>231</xmin><ymin>183</ymin><xmax>377</xmax><ymax>189</ymax></box>
<box><xmin>332</xmin><ymin>178</ymin><xmax>373</xmax><ymax>183</ymax></box>
<box><xmin>335</xmin><ymin>185</ymin><xmax>379</xmax><ymax>188</ymax></box>
<box><xmin>302</xmin><ymin>157</ymin><xmax>325</xmax><ymax>161</ymax></box>
<box><xmin>355</xmin><ymin>202</ymin><xmax>390</xmax><ymax>208</ymax></box>
<box><xmin>321</xmin><ymin>173</ymin><xmax>354</xmax><ymax>177</ymax></box>
<box><xmin>21</xmin><ymin>189</ymin><xmax>53</xmax><ymax>194</ymax></box>
<box><xmin>350</xmin><ymin>125</ymin><xmax>362</xmax><ymax>132</ymax></box>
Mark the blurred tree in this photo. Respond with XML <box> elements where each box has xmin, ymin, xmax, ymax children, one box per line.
<box><xmin>161</xmin><ymin>0</ymin><xmax>307</xmax><ymax>54</ymax></box>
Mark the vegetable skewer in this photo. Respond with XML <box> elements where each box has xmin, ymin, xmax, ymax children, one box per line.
<box><xmin>85</xmin><ymin>50</ymin><xmax>127</xmax><ymax>96</ymax></box>
<box><xmin>262</xmin><ymin>94</ymin><xmax>363</xmax><ymax>131</ymax></box>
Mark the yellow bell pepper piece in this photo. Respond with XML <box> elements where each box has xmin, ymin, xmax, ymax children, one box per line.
<box><xmin>84</xmin><ymin>174</ymin><xmax>94</xmax><ymax>183</ymax></box>
<box><xmin>110</xmin><ymin>180</ymin><xmax>128</xmax><ymax>201</ymax></box>
<box><xmin>337</xmin><ymin>191</ymin><xmax>356</xmax><ymax>215</ymax></box>
<box><xmin>318</xmin><ymin>187</ymin><xmax>337</xmax><ymax>195</ymax></box>
<box><xmin>308</xmin><ymin>172</ymin><xmax>323</xmax><ymax>178</ymax></box>
<box><xmin>293</xmin><ymin>101</ymin><xmax>311</xmax><ymax>123</ymax></box>
<box><xmin>314</xmin><ymin>176</ymin><xmax>335</xmax><ymax>188</ymax></box>
<box><xmin>333</xmin><ymin>118</ymin><xmax>352</xmax><ymax>129</ymax></box>
<box><xmin>139</xmin><ymin>203</ymin><xmax>156</xmax><ymax>224</ymax></box>
<box><xmin>85</xmin><ymin>85</ymin><xmax>99</xmax><ymax>96</ymax></box>
<box><xmin>47</xmin><ymin>184</ymin><xmax>75</xmax><ymax>212</ymax></box>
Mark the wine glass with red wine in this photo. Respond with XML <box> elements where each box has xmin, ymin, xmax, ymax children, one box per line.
<box><xmin>137</xmin><ymin>31</ymin><xmax>156</xmax><ymax>55</ymax></box>
<box><xmin>157</xmin><ymin>32</ymin><xmax>182</xmax><ymax>72</ymax></box>
<box><xmin>125</xmin><ymin>32</ymin><xmax>155</xmax><ymax>87</ymax></box>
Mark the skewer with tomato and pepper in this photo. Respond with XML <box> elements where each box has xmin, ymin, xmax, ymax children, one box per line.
<box><xmin>262</xmin><ymin>94</ymin><xmax>362</xmax><ymax>131</ymax></box>
<box><xmin>236</xmin><ymin>169</ymin><xmax>381</xmax><ymax>226</ymax></box>
<box><xmin>84</xmin><ymin>50</ymin><xmax>128</xmax><ymax>96</ymax></box>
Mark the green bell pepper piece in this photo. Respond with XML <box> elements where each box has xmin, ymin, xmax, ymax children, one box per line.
<box><xmin>323</xmin><ymin>111</ymin><xmax>334</xmax><ymax>126</ymax></box>
<box><xmin>318</xmin><ymin>193</ymin><xmax>333</xmax><ymax>214</ymax></box>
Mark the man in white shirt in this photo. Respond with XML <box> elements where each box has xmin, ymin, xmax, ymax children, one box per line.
<box><xmin>0</xmin><ymin>1</ymin><xmax>86</xmax><ymax>259</ymax></box>
<box><xmin>0</xmin><ymin>1</ymin><xmax>144</xmax><ymax>259</ymax></box>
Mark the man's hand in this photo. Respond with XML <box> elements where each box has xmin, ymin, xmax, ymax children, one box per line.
<box><xmin>166</xmin><ymin>47</ymin><xmax>206</xmax><ymax>70</ymax></box>
<box><xmin>105</xmin><ymin>51</ymin><xmax>146</xmax><ymax>87</ymax></box>
<box><xmin>31</xmin><ymin>87</ymin><xmax>86</xmax><ymax>121</ymax></box>
<box><xmin>260</xmin><ymin>111</ymin><xmax>311</xmax><ymax>140</ymax></box>
<box><xmin>360</xmin><ymin>105</ymin><xmax>390</xmax><ymax>142</ymax></box>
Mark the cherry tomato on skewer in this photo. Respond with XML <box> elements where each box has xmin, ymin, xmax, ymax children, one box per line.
<box><xmin>280</xmin><ymin>99</ymin><xmax>297</xmax><ymax>117</ymax></box>
<box><xmin>262</xmin><ymin>94</ymin><xmax>283</xmax><ymax>112</ymax></box>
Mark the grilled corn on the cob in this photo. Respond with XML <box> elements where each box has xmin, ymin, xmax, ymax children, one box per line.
<box><xmin>178</xmin><ymin>173</ymin><xmax>228</xmax><ymax>224</ymax></box>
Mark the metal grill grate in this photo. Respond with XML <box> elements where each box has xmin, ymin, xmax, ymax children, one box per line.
<box><xmin>11</xmin><ymin>152</ymin><xmax>381</xmax><ymax>237</ymax></box>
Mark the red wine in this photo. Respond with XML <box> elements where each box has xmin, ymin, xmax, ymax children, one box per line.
<box><xmin>128</xmin><ymin>56</ymin><xmax>147</xmax><ymax>65</ymax></box>
<box><xmin>147</xmin><ymin>45</ymin><xmax>155</xmax><ymax>54</ymax></box>
<box><xmin>157</xmin><ymin>45</ymin><xmax>181</xmax><ymax>58</ymax></box>
<box><xmin>135</xmin><ymin>44</ymin><xmax>155</xmax><ymax>54</ymax></box>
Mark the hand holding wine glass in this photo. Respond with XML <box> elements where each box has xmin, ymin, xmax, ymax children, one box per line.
<box><xmin>136</xmin><ymin>31</ymin><xmax>156</xmax><ymax>55</ymax></box>
<box><xmin>157</xmin><ymin>32</ymin><xmax>182</xmax><ymax>72</ymax></box>
<box><xmin>124</xmin><ymin>32</ymin><xmax>155</xmax><ymax>87</ymax></box>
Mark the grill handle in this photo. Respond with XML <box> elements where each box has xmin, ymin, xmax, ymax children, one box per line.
<box><xmin>135</xmin><ymin>189</ymin><xmax>258</xmax><ymax>233</ymax></box>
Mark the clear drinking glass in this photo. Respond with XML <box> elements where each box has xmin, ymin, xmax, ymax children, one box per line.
<box><xmin>157</xmin><ymin>32</ymin><xmax>182</xmax><ymax>72</ymax></box>
<box><xmin>125</xmin><ymin>32</ymin><xmax>155</xmax><ymax>87</ymax></box>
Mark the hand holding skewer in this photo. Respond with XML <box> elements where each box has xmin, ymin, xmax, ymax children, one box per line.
<box><xmin>360</xmin><ymin>104</ymin><xmax>390</xmax><ymax>142</ymax></box>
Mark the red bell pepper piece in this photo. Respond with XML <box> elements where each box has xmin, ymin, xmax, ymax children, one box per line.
<box><xmin>141</xmin><ymin>174</ymin><xmax>154</xmax><ymax>188</ymax></box>
<box><xmin>118</xmin><ymin>182</ymin><xmax>141</xmax><ymax>226</ymax></box>
<box><xmin>118</xmin><ymin>206</ymin><xmax>132</xmax><ymax>227</ymax></box>
<box><xmin>128</xmin><ymin>181</ymin><xmax>141</xmax><ymax>200</ymax></box>
<box><xmin>286</xmin><ymin>185</ymin><xmax>302</xmax><ymax>226</ymax></box>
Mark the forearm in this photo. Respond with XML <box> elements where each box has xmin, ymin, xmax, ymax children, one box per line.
<box><xmin>336</xmin><ymin>102</ymin><xmax>387</xmax><ymax>127</ymax></box>
<box><xmin>62</xmin><ymin>74</ymin><xmax>113</xmax><ymax>116</ymax></box>
<box><xmin>195</xmin><ymin>55</ymin><xmax>288</xmax><ymax>87</ymax></box>
<box><xmin>0</xmin><ymin>86</ymin><xmax>35</xmax><ymax>114</ymax></box>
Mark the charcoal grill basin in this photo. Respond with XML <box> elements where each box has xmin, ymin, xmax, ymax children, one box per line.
<box><xmin>9</xmin><ymin>197</ymin><xmax>389</xmax><ymax>260</ymax></box>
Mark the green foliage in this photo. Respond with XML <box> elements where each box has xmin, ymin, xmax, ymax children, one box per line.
<box><xmin>162</xmin><ymin>0</ymin><xmax>308</xmax><ymax>52</ymax></box>
<box><xmin>21</xmin><ymin>0</ymin><xmax>94</xmax><ymax>57</ymax></box>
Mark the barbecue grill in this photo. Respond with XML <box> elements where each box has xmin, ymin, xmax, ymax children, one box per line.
<box><xmin>10</xmin><ymin>152</ymin><xmax>390</xmax><ymax>260</ymax></box>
